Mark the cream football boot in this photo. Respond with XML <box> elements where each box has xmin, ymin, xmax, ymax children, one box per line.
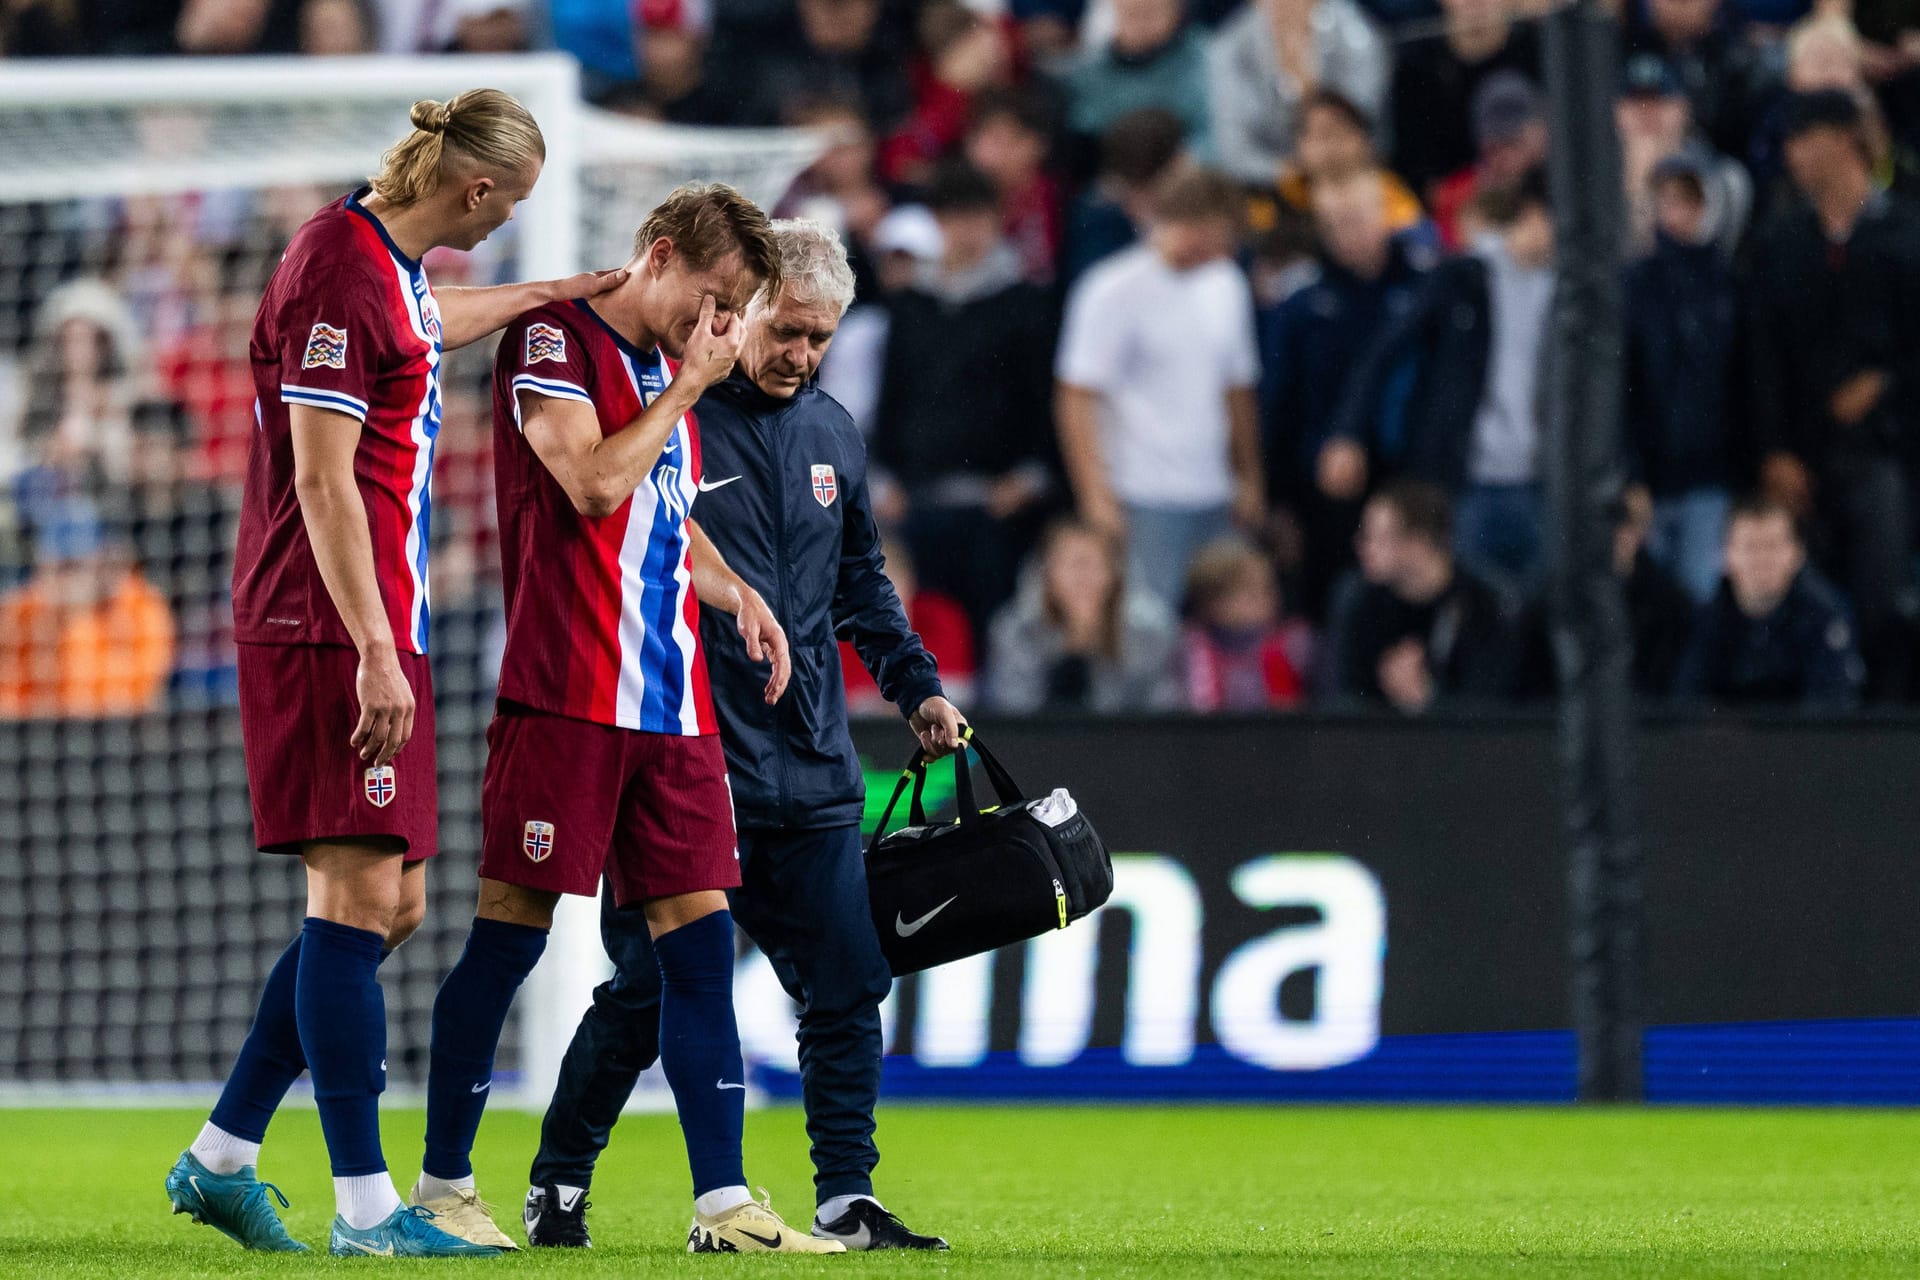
<box><xmin>688</xmin><ymin>1191</ymin><xmax>846</xmax><ymax>1254</ymax></box>
<box><xmin>410</xmin><ymin>1181</ymin><xmax>520</xmax><ymax>1251</ymax></box>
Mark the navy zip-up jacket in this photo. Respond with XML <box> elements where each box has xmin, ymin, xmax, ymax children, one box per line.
<box><xmin>691</xmin><ymin>372</ymin><xmax>944</xmax><ymax>832</ymax></box>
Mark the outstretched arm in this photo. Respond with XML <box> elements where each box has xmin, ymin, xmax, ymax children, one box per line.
<box><xmin>436</xmin><ymin>268</ymin><xmax>628</xmax><ymax>351</ymax></box>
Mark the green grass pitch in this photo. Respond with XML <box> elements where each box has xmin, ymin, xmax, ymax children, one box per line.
<box><xmin>5</xmin><ymin>1104</ymin><xmax>1920</xmax><ymax>1277</ymax></box>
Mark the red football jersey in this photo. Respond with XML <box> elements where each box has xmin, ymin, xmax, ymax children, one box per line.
<box><xmin>234</xmin><ymin>189</ymin><xmax>443</xmax><ymax>654</ymax></box>
<box><xmin>491</xmin><ymin>299</ymin><xmax>717</xmax><ymax>735</ymax></box>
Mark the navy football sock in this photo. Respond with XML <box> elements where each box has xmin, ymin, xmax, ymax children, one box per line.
<box><xmin>295</xmin><ymin>917</ymin><xmax>390</xmax><ymax>1177</ymax></box>
<box><xmin>209</xmin><ymin>941</ymin><xmax>398</xmax><ymax>1146</ymax></box>
<box><xmin>422</xmin><ymin>917</ymin><xmax>549</xmax><ymax>1180</ymax></box>
<box><xmin>209</xmin><ymin>933</ymin><xmax>305</xmax><ymax>1144</ymax></box>
<box><xmin>653</xmin><ymin>910</ymin><xmax>747</xmax><ymax>1197</ymax></box>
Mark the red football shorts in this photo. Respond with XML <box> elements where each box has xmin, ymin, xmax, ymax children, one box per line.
<box><xmin>237</xmin><ymin>641</ymin><xmax>438</xmax><ymax>861</ymax></box>
<box><xmin>478</xmin><ymin>701</ymin><xmax>740</xmax><ymax>905</ymax></box>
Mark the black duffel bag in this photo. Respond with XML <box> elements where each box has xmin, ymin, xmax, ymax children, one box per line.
<box><xmin>864</xmin><ymin>728</ymin><xmax>1112</xmax><ymax>976</ymax></box>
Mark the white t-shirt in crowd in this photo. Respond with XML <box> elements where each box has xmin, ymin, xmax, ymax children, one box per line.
<box><xmin>1055</xmin><ymin>245</ymin><xmax>1260</xmax><ymax>510</ymax></box>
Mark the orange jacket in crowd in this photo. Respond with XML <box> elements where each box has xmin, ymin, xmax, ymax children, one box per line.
<box><xmin>0</xmin><ymin>568</ymin><xmax>175</xmax><ymax>718</ymax></box>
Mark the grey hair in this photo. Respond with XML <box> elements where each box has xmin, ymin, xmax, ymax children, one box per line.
<box><xmin>762</xmin><ymin>217</ymin><xmax>857</xmax><ymax>317</ymax></box>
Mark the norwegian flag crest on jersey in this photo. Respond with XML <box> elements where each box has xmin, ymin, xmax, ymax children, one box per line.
<box><xmin>811</xmin><ymin>464</ymin><xmax>837</xmax><ymax>507</ymax></box>
<box><xmin>525</xmin><ymin>323</ymin><xmax>566</xmax><ymax>365</ymax></box>
<box><xmin>523</xmin><ymin>820</ymin><xmax>555</xmax><ymax>863</ymax></box>
<box><xmin>363</xmin><ymin>764</ymin><xmax>395</xmax><ymax>808</ymax></box>
<box><xmin>303</xmin><ymin>322</ymin><xmax>348</xmax><ymax>370</ymax></box>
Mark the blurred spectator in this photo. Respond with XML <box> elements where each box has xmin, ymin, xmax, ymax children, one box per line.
<box><xmin>1747</xmin><ymin>89</ymin><xmax>1920</xmax><ymax>697</ymax></box>
<box><xmin>16</xmin><ymin>279</ymin><xmax>142</xmax><ymax>493</ymax></box>
<box><xmin>175</xmin><ymin>0</ymin><xmax>303</xmax><ymax>53</ymax></box>
<box><xmin>1322</xmin><ymin>175</ymin><xmax>1555</xmax><ymax>598</ymax></box>
<box><xmin>155</xmin><ymin>280</ymin><xmax>257</xmax><ymax>483</ymax></box>
<box><xmin>842</xmin><ymin>535</ymin><xmax>976</xmax><ymax>713</ymax></box>
<box><xmin>1062</xmin><ymin>0</ymin><xmax>1214</xmax><ymax>155</ymax></box>
<box><xmin>299</xmin><ymin>0</ymin><xmax>374</xmax><ymax>53</ymax></box>
<box><xmin>1273</xmin><ymin>89</ymin><xmax>1427</xmax><ymax>242</ymax></box>
<box><xmin>1388</xmin><ymin>0</ymin><xmax>1542</xmax><ymax>201</ymax></box>
<box><xmin>879</xmin><ymin>2</ymin><xmax>1014</xmax><ymax>186</ymax></box>
<box><xmin>0</xmin><ymin>499</ymin><xmax>174</xmax><ymax>719</ymax></box>
<box><xmin>1617</xmin><ymin>52</ymin><xmax>1752</xmax><ymax>259</ymax></box>
<box><xmin>1325</xmin><ymin>480</ymin><xmax>1510</xmax><ymax>713</ymax></box>
<box><xmin>777</xmin><ymin>95</ymin><xmax>891</xmax><ymax>281</ymax></box>
<box><xmin>1</xmin><ymin>0</ymin><xmax>84</xmax><ymax>54</ymax></box>
<box><xmin>1207</xmin><ymin>0</ymin><xmax>1388</xmax><ymax>189</ymax></box>
<box><xmin>1181</xmin><ymin>536</ymin><xmax>1308</xmax><ymax>710</ymax></box>
<box><xmin>1623</xmin><ymin>0</ymin><xmax>1775</xmax><ymax>163</ymax></box>
<box><xmin>601</xmin><ymin>0</ymin><xmax>736</xmax><ymax>124</ymax></box>
<box><xmin>1262</xmin><ymin>168</ymin><xmax>1431</xmax><ymax>618</ymax></box>
<box><xmin>1624</xmin><ymin>152</ymin><xmax>1739</xmax><ymax>603</ymax></box>
<box><xmin>965</xmin><ymin>89</ymin><xmax>1064</xmax><ymax>284</ymax></box>
<box><xmin>1749</xmin><ymin>11</ymin><xmax>1916</xmax><ymax>206</ymax></box>
<box><xmin>1674</xmin><ymin>496</ymin><xmax>1864</xmax><ymax>708</ymax></box>
<box><xmin>816</xmin><ymin>204</ymin><xmax>943</xmax><ymax>438</ymax></box>
<box><xmin>1062</xmin><ymin>107</ymin><xmax>1187</xmax><ymax>284</ymax></box>
<box><xmin>721</xmin><ymin>0</ymin><xmax>912</xmax><ymax>130</ymax></box>
<box><xmin>872</xmin><ymin>161</ymin><xmax>1056</xmax><ymax>640</ymax></box>
<box><xmin>446</xmin><ymin>0</ymin><xmax>530</xmax><ymax>52</ymax></box>
<box><xmin>1429</xmin><ymin>69</ymin><xmax>1548</xmax><ymax>250</ymax></box>
<box><xmin>986</xmin><ymin>519</ymin><xmax>1182</xmax><ymax>712</ymax></box>
<box><xmin>1056</xmin><ymin>166</ymin><xmax>1264</xmax><ymax>609</ymax></box>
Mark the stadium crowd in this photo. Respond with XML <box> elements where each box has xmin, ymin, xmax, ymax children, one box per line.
<box><xmin>3</xmin><ymin>0</ymin><xmax>1920</xmax><ymax>715</ymax></box>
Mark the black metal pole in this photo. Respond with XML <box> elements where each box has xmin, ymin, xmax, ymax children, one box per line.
<box><xmin>1541</xmin><ymin>0</ymin><xmax>1643</xmax><ymax>1102</ymax></box>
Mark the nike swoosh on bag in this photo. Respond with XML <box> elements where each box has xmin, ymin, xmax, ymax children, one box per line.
<box><xmin>740</xmin><ymin>1229</ymin><xmax>782</xmax><ymax>1248</ymax></box>
<box><xmin>697</xmin><ymin>475</ymin><xmax>742</xmax><ymax>492</ymax></box>
<box><xmin>896</xmin><ymin>896</ymin><xmax>958</xmax><ymax>937</ymax></box>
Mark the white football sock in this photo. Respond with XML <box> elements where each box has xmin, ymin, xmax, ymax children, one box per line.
<box><xmin>817</xmin><ymin>1193</ymin><xmax>882</xmax><ymax>1224</ymax></box>
<box><xmin>336</xmin><ymin>1173</ymin><xmax>404</xmax><ymax>1230</ymax></box>
<box><xmin>694</xmin><ymin>1185</ymin><xmax>752</xmax><ymax>1218</ymax></box>
<box><xmin>189</xmin><ymin>1122</ymin><xmax>260</xmax><ymax>1176</ymax></box>
<box><xmin>414</xmin><ymin>1172</ymin><xmax>475</xmax><ymax>1202</ymax></box>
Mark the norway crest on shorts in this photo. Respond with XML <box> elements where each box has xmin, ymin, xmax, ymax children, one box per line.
<box><xmin>363</xmin><ymin>764</ymin><xmax>395</xmax><ymax>809</ymax></box>
<box><xmin>523</xmin><ymin>820</ymin><xmax>555</xmax><ymax>863</ymax></box>
<box><xmin>811</xmin><ymin>464</ymin><xmax>837</xmax><ymax>507</ymax></box>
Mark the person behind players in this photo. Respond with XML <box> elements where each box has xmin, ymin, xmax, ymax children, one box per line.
<box><xmin>165</xmin><ymin>89</ymin><xmax>627</xmax><ymax>1258</ymax></box>
<box><xmin>1674</xmin><ymin>495</ymin><xmax>1864</xmax><ymax>709</ymax></box>
<box><xmin>519</xmin><ymin>220</ymin><xmax>964</xmax><ymax>1253</ymax></box>
<box><xmin>1325</xmin><ymin>480</ymin><xmax>1513</xmax><ymax>713</ymax></box>
<box><xmin>410</xmin><ymin>185</ymin><xmax>843</xmax><ymax>1256</ymax></box>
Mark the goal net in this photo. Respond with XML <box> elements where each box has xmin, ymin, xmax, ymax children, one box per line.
<box><xmin>0</xmin><ymin>54</ymin><xmax>823</xmax><ymax>1105</ymax></box>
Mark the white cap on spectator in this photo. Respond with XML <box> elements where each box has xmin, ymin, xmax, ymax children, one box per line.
<box><xmin>33</xmin><ymin>277</ymin><xmax>144</xmax><ymax>371</ymax></box>
<box><xmin>873</xmin><ymin>204</ymin><xmax>943</xmax><ymax>261</ymax></box>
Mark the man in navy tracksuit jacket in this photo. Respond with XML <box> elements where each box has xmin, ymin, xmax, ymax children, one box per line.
<box><xmin>523</xmin><ymin>222</ymin><xmax>965</xmax><ymax>1252</ymax></box>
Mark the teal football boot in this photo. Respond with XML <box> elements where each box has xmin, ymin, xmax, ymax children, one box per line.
<box><xmin>329</xmin><ymin>1204</ymin><xmax>505</xmax><ymax>1257</ymax></box>
<box><xmin>165</xmin><ymin>1150</ymin><xmax>309</xmax><ymax>1252</ymax></box>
